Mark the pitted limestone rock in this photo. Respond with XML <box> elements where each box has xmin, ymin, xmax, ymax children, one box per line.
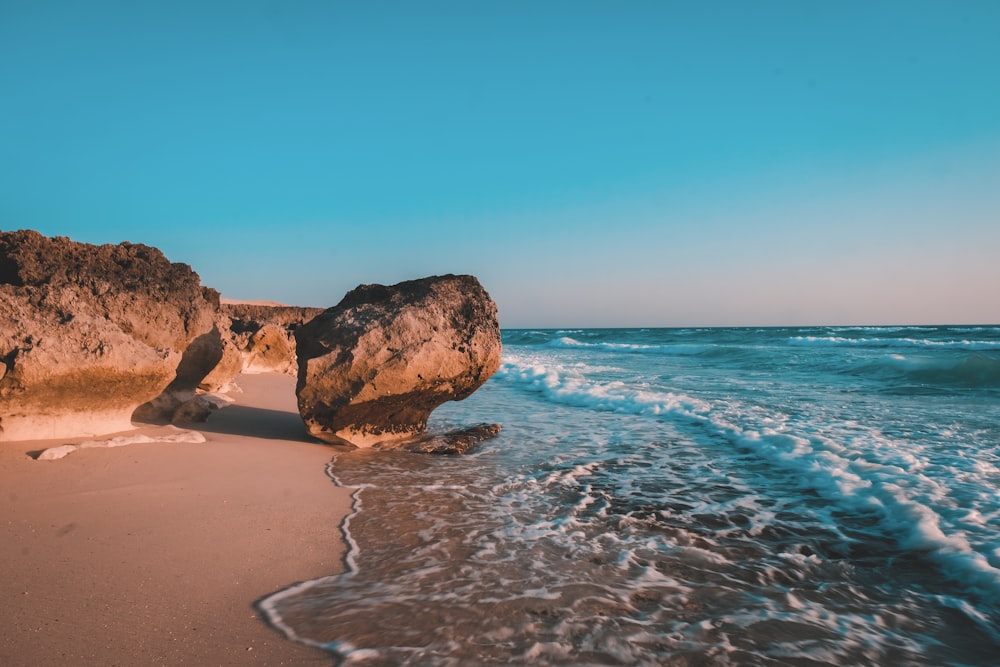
<box><xmin>294</xmin><ymin>275</ymin><xmax>501</xmax><ymax>447</ymax></box>
<box><xmin>0</xmin><ymin>230</ymin><xmax>217</xmax><ymax>440</ymax></box>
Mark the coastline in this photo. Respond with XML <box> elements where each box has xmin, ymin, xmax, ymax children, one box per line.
<box><xmin>0</xmin><ymin>373</ymin><xmax>348</xmax><ymax>666</ymax></box>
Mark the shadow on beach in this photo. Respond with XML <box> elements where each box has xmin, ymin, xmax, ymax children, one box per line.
<box><xmin>191</xmin><ymin>404</ymin><xmax>318</xmax><ymax>443</ymax></box>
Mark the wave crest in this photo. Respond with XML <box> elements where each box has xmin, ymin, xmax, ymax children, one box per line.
<box><xmin>497</xmin><ymin>356</ymin><xmax>710</xmax><ymax>418</ymax></box>
<box><xmin>790</xmin><ymin>336</ymin><xmax>1000</xmax><ymax>351</ymax></box>
<box><xmin>551</xmin><ymin>336</ymin><xmax>712</xmax><ymax>355</ymax></box>
<box><xmin>498</xmin><ymin>353</ymin><xmax>1000</xmax><ymax>602</ymax></box>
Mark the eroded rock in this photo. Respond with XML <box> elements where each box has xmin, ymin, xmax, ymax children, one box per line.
<box><xmin>134</xmin><ymin>302</ymin><xmax>322</xmax><ymax>423</ymax></box>
<box><xmin>244</xmin><ymin>324</ymin><xmax>295</xmax><ymax>373</ymax></box>
<box><xmin>171</xmin><ymin>392</ymin><xmax>234</xmax><ymax>424</ymax></box>
<box><xmin>398</xmin><ymin>423</ymin><xmax>503</xmax><ymax>455</ymax></box>
<box><xmin>0</xmin><ymin>230</ymin><xmax>217</xmax><ymax>440</ymax></box>
<box><xmin>295</xmin><ymin>274</ymin><xmax>501</xmax><ymax>447</ymax></box>
<box><xmin>223</xmin><ymin>303</ymin><xmax>323</xmax><ymax>376</ymax></box>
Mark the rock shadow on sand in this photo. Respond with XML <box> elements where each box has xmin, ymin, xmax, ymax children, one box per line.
<box><xmin>190</xmin><ymin>404</ymin><xmax>318</xmax><ymax>443</ymax></box>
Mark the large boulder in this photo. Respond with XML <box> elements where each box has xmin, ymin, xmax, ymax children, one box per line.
<box><xmin>295</xmin><ymin>274</ymin><xmax>502</xmax><ymax>447</ymax></box>
<box><xmin>0</xmin><ymin>230</ymin><xmax>217</xmax><ymax>440</ymax></box>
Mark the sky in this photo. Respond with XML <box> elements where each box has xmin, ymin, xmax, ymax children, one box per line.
<box><xmin>2</xmin><ymin>1</ymin><xmax>999</xmax><ymax>327</ymax></box>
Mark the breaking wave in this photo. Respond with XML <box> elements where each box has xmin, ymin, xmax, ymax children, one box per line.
<box><xmin>867</xmin><ymin>353</ymin><xmax>1000</xmax><ymax>389</ymax></box>
<box><xmin>498</xmin><ymin>354</ymin><xmax>1000</xmax><ymax>603</ymax></box>
<box><xmin>550</xmin><ymin>336</ymin><xmax>713</xmax><ymax>355</ymax></box>
<box><xmin>263</xmin><ymin>326</ymin><xmax>1000</xmax><ymax>665</ymax></box>
<box><xmin>790</xmin><ymin>336</ymin><xmax>1000</xmax><ymax>351</ymax></box>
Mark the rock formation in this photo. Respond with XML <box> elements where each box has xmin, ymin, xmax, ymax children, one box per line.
<box><xmin>223</xmin><ymin>303</ymin><xmax>322</xmax><ymax>375</ymax></box>
<box><xmin>133</xmin><ymin>302</ymin><xmax>322</xmax><ymax>424</ymax></box>
<box><xmin>398</xmin><ymin>423</ymin><xmax>503</xmax><ymax>455</ymax></box>
<box><xmin>295</xmin><ymin>274</ymin><xmax>502</xmax><ymax>447</ymax></box>
<box><xmin>0</xmin><ymin>230</ymin><xmax>217</xmax><ymax>440</ymax></box>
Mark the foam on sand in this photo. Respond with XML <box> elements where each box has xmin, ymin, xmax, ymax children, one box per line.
<box><xmin>36</xmin><ymin>425</ymin><xmax>207</xmax><ymax>460</ymax></box>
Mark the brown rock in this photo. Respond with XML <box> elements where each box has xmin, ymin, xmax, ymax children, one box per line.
<box><xmin>244</xmin><ymin>324</ymin><xmax>295</xmax><ymax>373</ymax></box>
<box><xmin>398</xmin><ymin>423</ymin><xmax>503</xmax><ymax>455</ymax></box>
<box><xmin>171</xmin><ymin>327</ymin><xmax>228</xmax><ymax>390</ymax></box>
<box><xmin>295</xmin><ymin>275</ymin><xmax>501</xmax><ymax>447</ymax></box>
<box><xmin>134</xmin><ymin>303</ymin><xmax>321</xmax><ymax>422</ymax></box>
<box><xmin>196</xmin><ymin>330</ymin><xmax>244</xmax><ymax>392</ymax></box>
<box><xmin>132</xmin><ymin>318</ymin><xmax>241</xmax><ymax>423</ymax></box>
<box><xmin>0</xmin><ymin>230</ymin><xmax>217</xmax><ymax>440</ymax></box>
<box><xmin>222</xmin><ymin>303</ymin><xmax>323</xmax><ymax>377</ymax></box>
<box><xmin>170</xmin><ymin>396</ymin><xmax>215</xmax><ymax>424</ymax></box>
<box><xmin>170</xmin><ymin>393</ymin><xmax>234</xmax><ymax>424</ymax></box>
<box><xmin>223</xmin><ymin>303</ymin><xmax>324</xmax><ymax>334</ymax></box>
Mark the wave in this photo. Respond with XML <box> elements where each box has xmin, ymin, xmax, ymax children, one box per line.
<box><xmin>258</xmin><ymin>461</ymin><xmax>374</xmax><ymax>656</ymax></box>
<box><xmin>948</xmin><ymin>326</ymin><xmax>1000</xmax><ymax>334</ymax></box>
<box><xmin>550</xmin><ymin>336</ymin><xmax>714</xmax><ymax>356</ymax></box>
<box><xmin>868</xmin><ymin>353</ymin><xmax>1000</xmax><ymax>389</ymax></box>
<box><xmin>496</xmin><ymin>356</ymin><xmax>710</xmax><ymax>418</ymax></box>
<box><xmin>830</xmin><ymin>326</ymin><xmax>938</xmax><ymax>333</ymax></box>
<box><xmin>498</xmin><ymin>355</ymin><xmax>1000</xmax><ymax>601</ymax></box>
<box><xmin>790</xmin><ymin>336</ymin><xmax>1000</xmax><ymax>351</ymax></box>
<box><xmin>710</xmin><ymin>417</ymin><xmax>1000</xmax><ymax>599</ymax></box>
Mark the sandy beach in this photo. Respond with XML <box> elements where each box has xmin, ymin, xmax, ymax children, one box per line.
<box><xmin>0</xmin><ymin>373</ymin><xmax>348</xmax><ymax>666</ymax></box>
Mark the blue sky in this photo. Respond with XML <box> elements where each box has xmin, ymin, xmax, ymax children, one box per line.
<box><xmin>2</xmin><ymin>1</ymin><xmax>998</xmax><ymax>326</ymax></box>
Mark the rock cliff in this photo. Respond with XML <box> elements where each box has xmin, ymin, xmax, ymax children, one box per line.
<box><xmin>0</xmin><ymin>230</ymin><xmax>217</xmax><ymax>440</ymax></box>
<box><xmin>294</xmin><ymin>275</ymin><xmax>501</xmax><ymax>447</ymax></box>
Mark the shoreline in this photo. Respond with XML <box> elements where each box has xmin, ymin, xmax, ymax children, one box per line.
<box><xmin>0</xmin><ymin>373</ymin><xmax>348</xmax><ymax>666</ymax></box>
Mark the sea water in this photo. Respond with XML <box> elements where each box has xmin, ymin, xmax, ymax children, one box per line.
<box><xmin>263</xmin><ymin>326</ymin><xmax>1000</xmax><ymax>665</ymax></box>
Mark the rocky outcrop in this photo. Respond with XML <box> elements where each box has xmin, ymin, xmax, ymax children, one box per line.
<box><xmin>133</xmin><ymin>303</ymin><xmax>321</xmax><ymax>424</ymax></box>
<box><xmin>295</xmin><ymin>275</ymin><xmax>502</xmax><ymax>447</ymax></box>
<box><xmin>398</xmin><ymin>423</ymin><xmax>503</xmax><ymax>455</ymax></box>
<box><xmin>224</xmin><ymin>303</ymin><xmax>323</xmax><ymax>376</ymax></box>
<box><xmin>131</xmin><ymin>322</ymin><xmax>234</xmax><ymax>422</ymax></box>
<box><xmin>0</xmin><ymin>230</ymin><xmax>217</xmax><ymax>440</ymax></box>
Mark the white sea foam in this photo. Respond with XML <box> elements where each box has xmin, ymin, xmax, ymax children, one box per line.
<box><xmin>497</xmin><ymin>355</ymin><xmax>710</xmax><ymax>419</ymax></box>
<box><xmin>498</xmin><ymin>352</ymin><xmax>1000</xmax><ymax>601</ymax></box>
<box><xmin>256</xmin><ymin>459</ymin><xmax>374</xmax><ymax>654</ymax></box>
<box><xmin>830</xmin><ymin>326</ymin><xmax>937</xmax><ymax>333</ymax></box>
<box><xmin>266</xmin><ymin>327</ymin><xmax>1000</xmax><ymax>664</ymax></box>
<box><xmin>36</xmin><ymin>426</ymin><xmax>206</xmax><ymax>460</ymax></box>
<box><xmin>789</xmin><ymin>335</ymin><xmax>1000</xmax><ymax>350</ymax></box>
<box><xmin>552</xmin><ymin>336</ymin><xmax>657</xmax><ymax>350</ymax></box>
<box><xmin>551</xmin><ymin>336</ymin><xmax>712</xmax><ymax>355</ymax></box>
<box><xmin>715</xmin><ymin>416</ymin><xmax>1000</xmax><ymax>596</ymax></box>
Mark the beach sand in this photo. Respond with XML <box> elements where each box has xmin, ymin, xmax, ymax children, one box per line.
<box><xmin>0</xmin><ymin>373</ymin><xmax>347</xmax><ymax>666</ymax></box>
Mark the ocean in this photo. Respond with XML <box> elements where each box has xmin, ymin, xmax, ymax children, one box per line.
<box><xmin>263</xmin><ymin>326</ymin><xmax>1000</xmax><ymax>665</ymax></box>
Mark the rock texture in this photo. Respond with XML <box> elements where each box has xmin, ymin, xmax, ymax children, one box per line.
<box><xmin>295</xmin><ymin>275</ymin><xmax>502</xmax><ymax>447</ymax></box>
<box><xmin>0</xmin><ymin>230</ymin><xmax>217</xmax><ymax>440</ymax></box>
<box><xmin>131</xmin><ymin>323</ymin><xmax>234</xmax><ymax>423</ymax></box>
<box><xmin>398</xmin><ymin>423</ymin><xmax>503</xmax><ymax>455</ymax></box>
<box><xmin>224</xmin><ymin>303</ymin><xmax>323</xmax><ymax>376</ymax></box>
<box><xmin>133</xmin><ymin>303</ymin><xmax>322</xmax><ymax>424</ymax></box>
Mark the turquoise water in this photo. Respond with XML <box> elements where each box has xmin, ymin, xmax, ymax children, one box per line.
<box><xmin>265</xmin><ymin>326</ymin><xmax>1000</xmax><ymax>665</ymax></box>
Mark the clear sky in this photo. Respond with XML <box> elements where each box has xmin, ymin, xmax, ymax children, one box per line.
<box><xmin>2</xmin><ymin>1</ymin><xmax>998</xmax><ymax>327</ymax></box>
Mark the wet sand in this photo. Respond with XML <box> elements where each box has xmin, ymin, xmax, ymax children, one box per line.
<box><xmin>0</xmin><ymin>373</ymin><xmax>348</xmax><ymax>666</ymax></box>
